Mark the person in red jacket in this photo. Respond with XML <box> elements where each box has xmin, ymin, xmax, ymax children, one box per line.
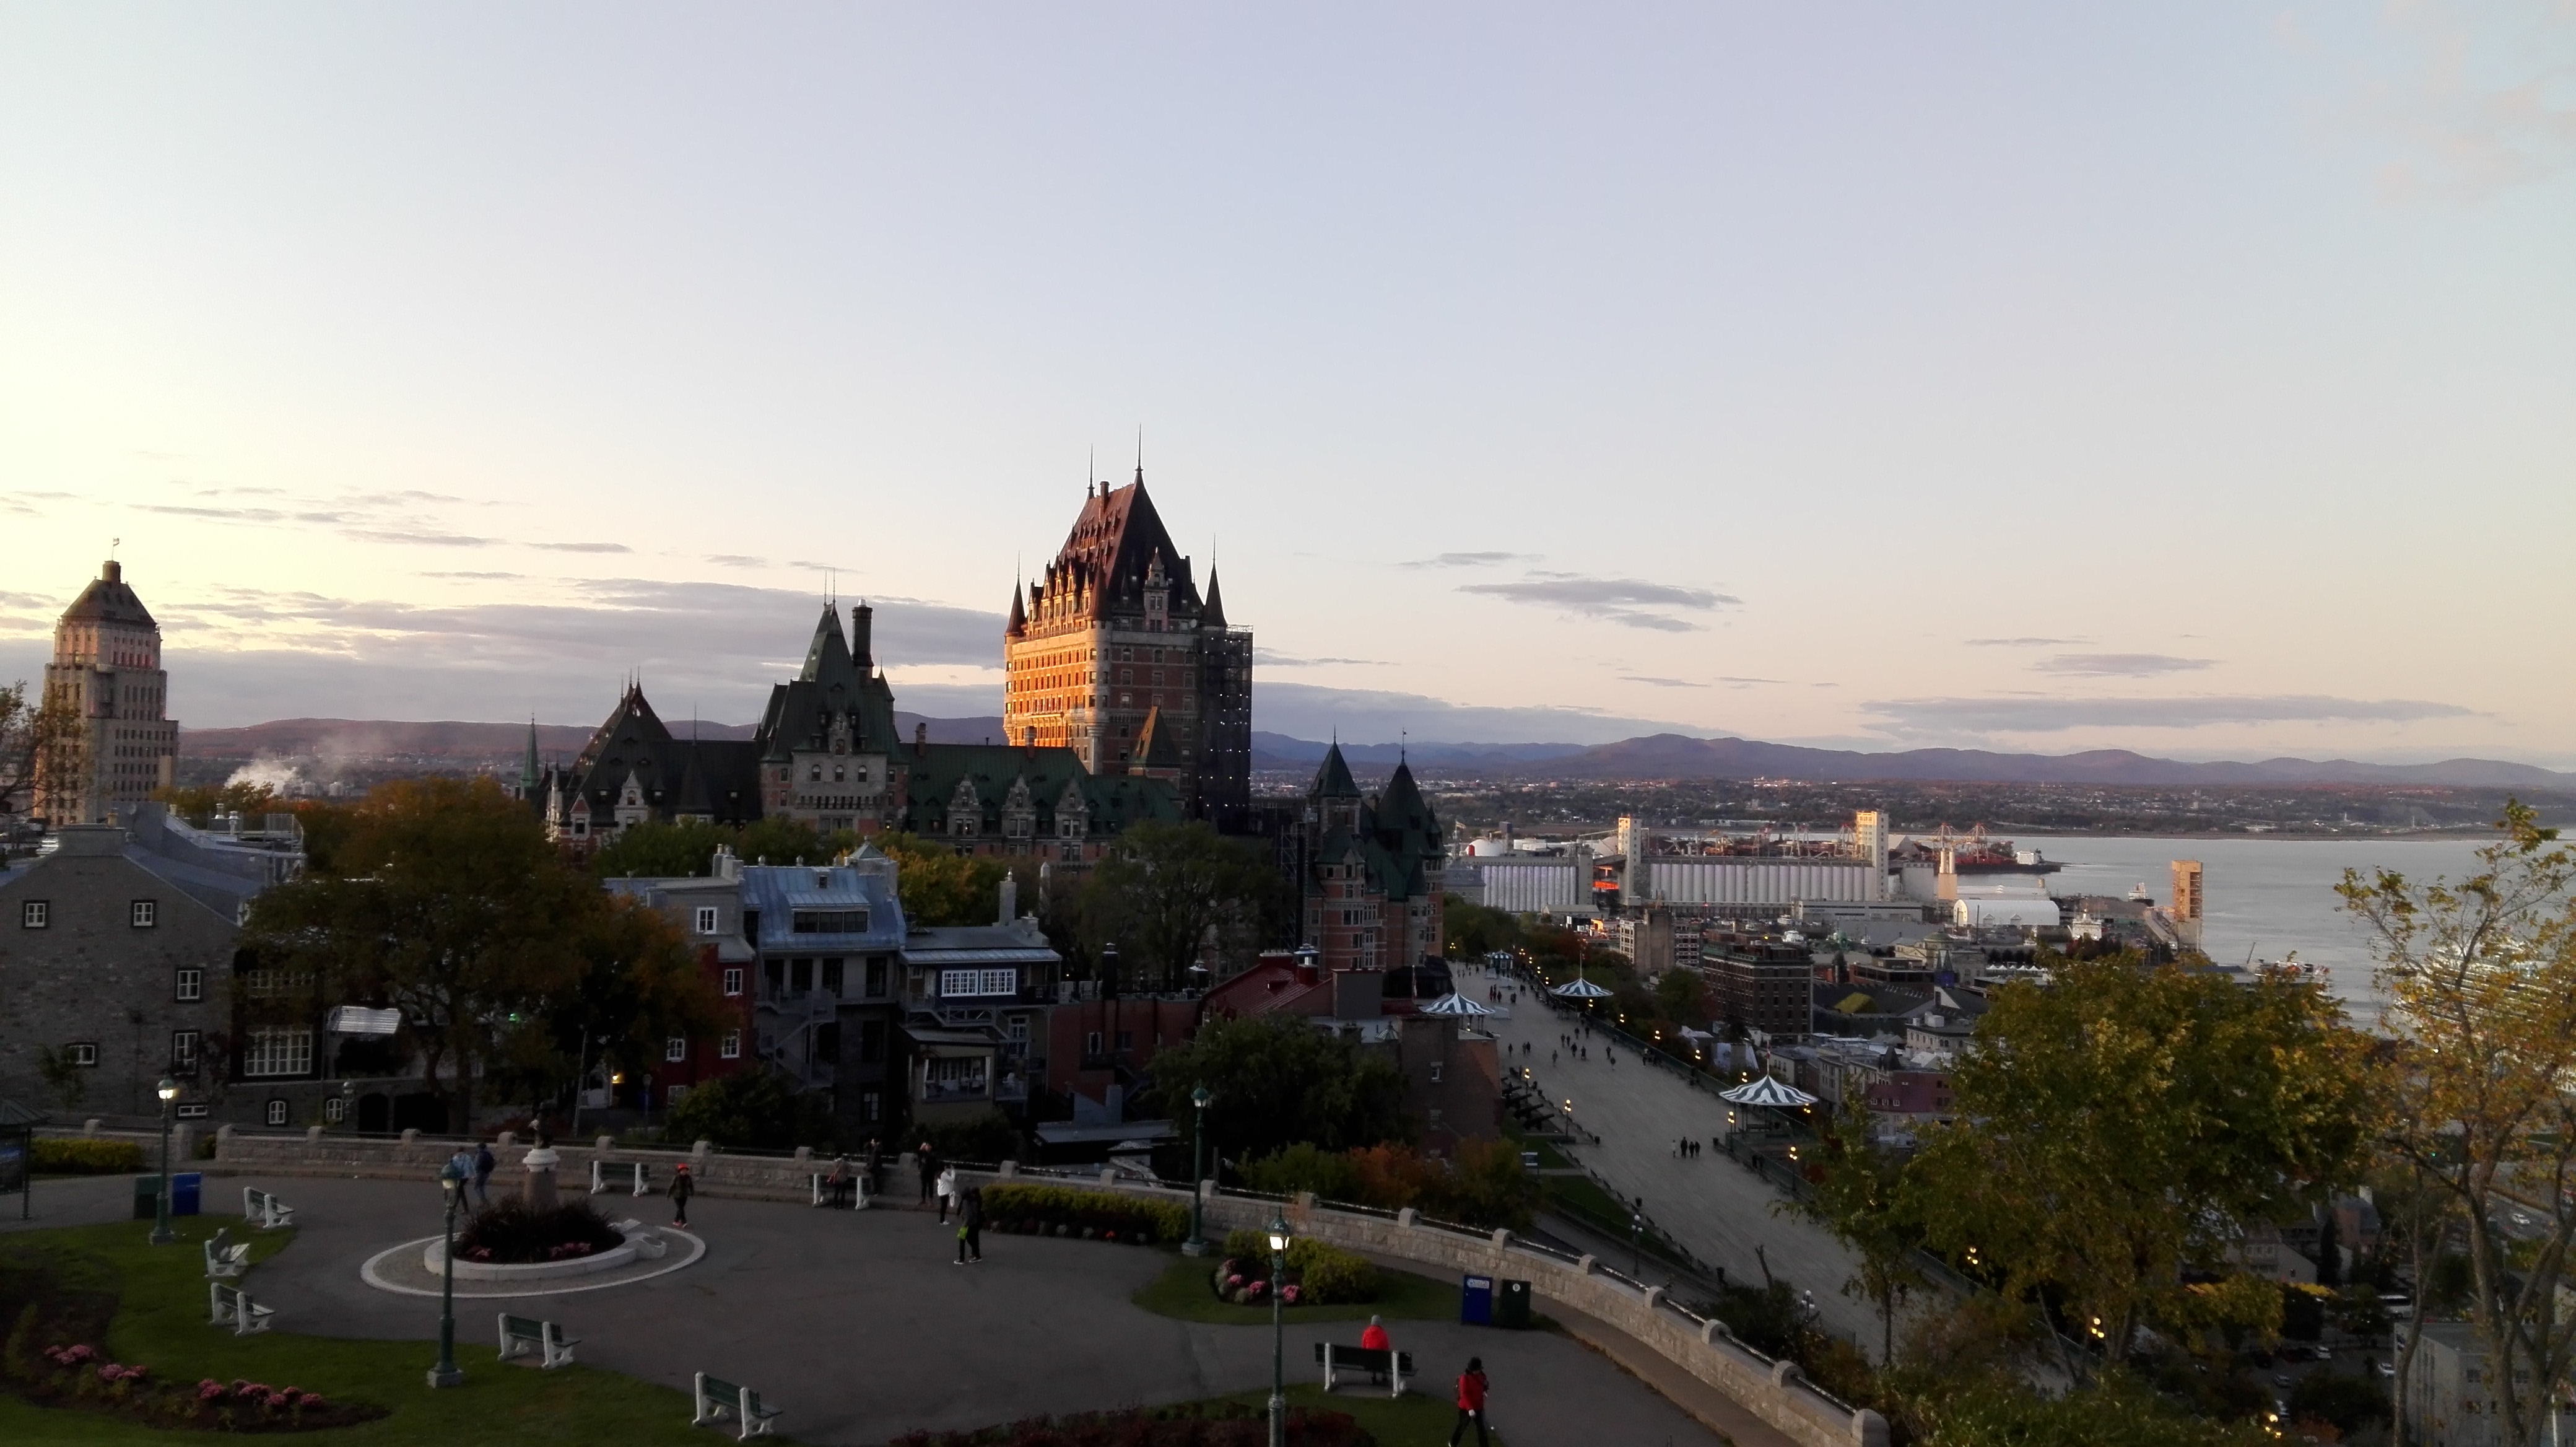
<box><xmin>1449</xmin><ymin>1357</ymin><xmax>1490</xmax><ymax>1446</ymax></box>
<box><xmin>1359</xmin><ymin>1314</ymin><xmax>1393</xmax><ymax>1386</ymax></box>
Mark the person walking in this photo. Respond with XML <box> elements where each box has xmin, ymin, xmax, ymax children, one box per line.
<box><xmin>936</xmin><ymin>1163</ymin><xmax>959</xmax><ymax>1224</ymax></box>
<box><xmin>916</xmin><ymin>1143</ymin><xmax>939</xmax><ymax>1206</ymax></box>
<box><xmin>668</xmin><ymin>1163</ymin><xmax>695</xmax><ymax>1228</ymax></box>
<box><xmin>471</xmin><ymin>1140</ymin><xmax>496</xmax><ymax>1206</ymax></box>
<box><xmin>954</xmin><ymin>1185</ymin><xmax>984</xmax><ymax>1264</ymax></box>
<box><xmin>1448</xmin><ymin>1357</ymin><xmax>1491</xmax><ymax>1447</ymax></box>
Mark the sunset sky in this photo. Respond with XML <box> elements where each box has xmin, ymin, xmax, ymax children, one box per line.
<box><xmin>4</xmin><ymin>4</ymin><xmax>2570</xmax><ymax>762</ymax></box>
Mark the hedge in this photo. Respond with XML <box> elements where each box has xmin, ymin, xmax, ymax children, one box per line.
<box><xmin>31</xmin><ymin>1139</ymin><xmax>146</xmax><ymax>1174</ymax></box>
<box><xmin>1217</xmin><ymin>1228</ymin><xmax>1380</xmax><ymax>1304</ymax></box>
<box><xmin>981</xmin><ymin>1184</ymin><xmax>1190</xmax><ymax>1246</ymax></box>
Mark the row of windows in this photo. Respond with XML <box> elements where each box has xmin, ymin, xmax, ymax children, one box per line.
<box><xmin>764</xmin><ymin>956</ymin><xmax>887</xmax><ymax>997</ymax></box>
<box><xmin>20</xmin><ymin>899</ymin><xmax>159</xmax><ymax>929</ymax></box>
<box><xmin>665</xmin><ymin>1030</ymin><xmax>744</xmax><ymax>1062</ymax></box>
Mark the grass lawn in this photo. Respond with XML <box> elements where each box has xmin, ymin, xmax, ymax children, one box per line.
<box><xmin>1133</xmin><ymin>1254</ymin><xmax>1461</xmax><ymax>1326</ymax></box>
<box><xmin>0</xmin><ymin>1220</ymin><xmax>729</xmax><ymax>1446</ymax></box>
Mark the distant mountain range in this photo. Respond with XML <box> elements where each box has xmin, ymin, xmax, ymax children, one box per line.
<box><xmin>181</xmin><ymin>718</ymin><xmax>2575</xmax><ymax>792</ymax></box>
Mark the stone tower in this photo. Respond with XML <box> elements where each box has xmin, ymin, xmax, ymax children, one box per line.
<box><xmin>1003</xmin><ymin>471</ymin><xmax>1251</xmax><ymax>826</ymax></box>
<box><xmin>37</xmin><ymin>561</ymin><xmax>177</xmax><ymax>825</ymax></box>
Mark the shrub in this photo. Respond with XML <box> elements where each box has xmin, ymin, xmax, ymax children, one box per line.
<box><xmin>922</xmin><ymin>1111</ymin><xmax>1020</xmax><ymax>1165</ymax></box>
<box><xmin>30</xmin><ymin>1140</ymin><xmax>146</xmax><ymax>1175</ymax></box>
<box><xmin>1214</xmin><ymin>1231</ymin><xmax>1380</xmax><ymax>1305</ymax></box>
<box><xmin>1242</xmin><ymin>1143</ymin><xmax>1362</xmax><ymax>1202</ymax></box>
<box><xmin>980</xmin><ymin>1185</ymin><xmax>1187</xmax><ymax>1245</ymax></box>
<box><xmin>663</xmin><ymin>1067</ymin><xmax>837</xmax><ymax>1150</ymax></box>
<box><xmin>453</xmin><ymin>1199</ymin><xmax>624</xmax><ymax>1265</ymax></box>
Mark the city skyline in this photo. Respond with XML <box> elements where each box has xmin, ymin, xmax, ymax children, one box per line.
<box><xmin>4</xmin><ymin>4</ymin><xmax>2572</xmax><ymax>763</ymax></box>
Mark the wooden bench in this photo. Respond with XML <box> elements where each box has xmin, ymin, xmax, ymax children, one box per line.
<box><xmin>498</xmin><ymin>1313</ymin><xmax>579</xmax><ymax>1368</ymax></box>
<box><xmin>241</xmin><ymin>1186</ymin><xmax>295</xmax><ymax>1228</ymax></box>
<box><xmin>207</xmin><ymin>1282</ymin><xmax>275</xmax><ymax>1336</ymax></box>
<box><xmin>591</xmin><ymin>1160</ymin><xmax>653</xmax><ymax>1197</ymax></box>
<box><xmin>202</xmin><ymin>1229</ymin><xmax>251</xmax><ymax>1280</ymax></box>
<box><xmin>692</xmin><ymin>1373</ymin><xmax>783</xmax><ymax>1439</ymax></box>
<box><xmin>1313</xmin><ymin>1342</ymin><xmax>1412</xmax><ymax>1397</ymax></box>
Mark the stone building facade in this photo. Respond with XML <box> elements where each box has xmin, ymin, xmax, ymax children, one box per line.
<box><xmin>1003</xmin><ymin>474</ymin><xmax>1252</xmax><ymax>826</ymax></box>
<box><xmin>35</xmin><ymin>561</ymin><xmax>177</xmax><ymax>826</ymax></box>
<box><xmin>1298</xmin><ymin>745</ymin><xmax>1447</xmax><ymax>974</ymax></box>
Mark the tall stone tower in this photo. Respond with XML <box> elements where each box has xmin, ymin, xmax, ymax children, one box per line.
<box><xmin>37</xmin><ymin>561</ymin><xmax>177</xmax><ymax>825</ymax></box>
<box><xmin>1004</xmin><ymin>472</ymin><xmax>1251</xmax><ymax>826</ymax></box>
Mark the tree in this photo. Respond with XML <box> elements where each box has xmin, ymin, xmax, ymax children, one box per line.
<box><xmin>1146</xmin><ymin>1013</ymin><xmax>1407</xmax><ymax>1164</ymax></box>
<box><xmin>589</xmin><ymin>816</ymin><xmax>856</xmax><ymax>880</ymax></box>
<box><xmin>1798</xmin><ymin>1088</ymin><xmax>1928</xmax><ymax>1365</ymax></box>
<box><xmin>2342</xmin><ymin>802</ymin><xmax>2576</xmax><ymax>1447</ymax></box>
<box><xmin>1443</xmin><ymin>895</ymin><xmax>1521</xmax><ymax>958</ymax></box>
<box><xmin>1076</xmin><ymin>821</ymin><xmax>1285</xmax><ymax>992</ymax></box>
<box><xmin>663</xmin><ymin>1067</ymin><xmax>837</xmax><ymax>1150</ymax></box>
<box><xmin>0</xmin><ymin>680</ymin><xmax>81</xmax><ymax>824</ymax></box>
<box><xmin>1908</xmin><ymin>950</ymin><xmax>2376</xmax><ymax>1367</ymax></box>
<box><xmin>875</xmin><ymin>832</ymin><xmax>1010</xmax><ymax>927</ymax></box>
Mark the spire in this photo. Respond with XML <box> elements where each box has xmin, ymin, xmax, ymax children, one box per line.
<box><xmin>1312</xmin><ymin>740</ymin><xmax>1360</xmax><ymax>800</ymax></box>
<box><xmin>1007</xmin><ymin>579</ymin><xmax>1027</xmax><ymax>635</ymax></box>
<box><xmin>1203</xmin><ymin>567</ymin><xmax>1227</xmax><ymax>628</ymax></box>
<box><xmin>1134</xmin><ymin>426</ymin><xmax>1144</xmax><ymax>487</ymax></box>
<box><xmin>520</xmin><ymin>716</ymin><xmax>540</xmax><ymax>795</ymax></box>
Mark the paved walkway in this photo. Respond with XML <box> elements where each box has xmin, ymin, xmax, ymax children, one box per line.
<box><xmin>1473</xmin><ymin>973</ymin><xmax>1886</xmax><ymax>1350</ymax></box>
<box><xmin>11</xmin><ymin>1173</ymin><xmax>1727</xmax><ymax>1446</ymax></box>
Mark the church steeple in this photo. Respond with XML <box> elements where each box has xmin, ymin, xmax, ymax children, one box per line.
<box><xmin>1007</xmin><ymin>580</ymin><xmax>1027</xmax><ymax>636</ymax></box>
<box><xmin>520</xmin><ymin>716</ymin><xmax>541</xmax><ymax>797</ymax></box>
<box><xmin>1203</xmin><ymin>568</ymin><xmax>1226</xmax><ymax>629</ymax></box>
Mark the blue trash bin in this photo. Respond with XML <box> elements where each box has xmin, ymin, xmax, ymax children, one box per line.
<box><xmin>172</xmin><ymin>1173</ymin><xmax>202</xmax><ymax>1217</ymax></box>
<box><xmin>1460</xmin><ymin>1272</ymin><xmax>1495</xmax><ymax>1326</ymax></box>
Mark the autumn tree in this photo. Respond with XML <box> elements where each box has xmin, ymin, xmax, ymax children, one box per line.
<box><xmin>1077</xmin><ymin>820</ymin><xmax>1286</xmax><ymax>992</ymax></box>
<box><xmin>1909</xmin><ymin>950</ymin><xmax>2375</xmax><ymax>1368</ymax></box>
<box><xmin>0</xmin><ymin>680</ymin><xmax>82</xmax><ymax>824</ymax></box>
<box><xmin>1796</xmin><ymin>1088</ymin><xmax>1928</xmax><ymax>1364</ymax></box>
<box><xmin>2343</xmin><ymin>802</ymin><xmax>2576</xmax><ymax>1447</ymax></box>
<box><xmin>874</xmin><ymin>831</ymin><xmax>1012</xmax><ymax>926</ymax></box>
<box><xmin>1146</xmin><ymin>1013</ymin><xmax>1408</xmax><ymax>1164</ymax></box>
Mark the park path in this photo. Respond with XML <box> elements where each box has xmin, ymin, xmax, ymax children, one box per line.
<box><xmin>1469</xmin><ymin>971</ymin><xmax>1889</xmax><ymax>1352</ymax></box>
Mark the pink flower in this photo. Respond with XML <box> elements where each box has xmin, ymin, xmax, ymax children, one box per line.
<box><xmin>98</xmin><ymin>1364</ymin><xmax>122</xmax><ymax>1382</ymax></box>
<box><xmin>199</xmin><ymin>1379</ymin><xmax>228</xmax><ymax>1401</ymax></box>
<box><xmin>1282</xmin><ymin>1285</ymin><xmax>1302</xmax><ymax>1305</ymax></box>
<box><xmin>263</xmin><ymin>1392</ymin><xmax>289</xmax><ymax>1409</ymax></box>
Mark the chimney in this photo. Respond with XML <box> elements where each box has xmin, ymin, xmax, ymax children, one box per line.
<box><xmin>851</xmin><ymin>603</ymin><xmax>874</xmax><ymax>671</ymax></box>
<box><xmin>998</xmin><ymin>873</ymin><xmax>1018</xmax><ymax>924</ymax></box>
<box><xmin>102</xmin><ymin>560</ymin><xmax>123</xmax><ymax>584</ymax></box>
<box><xmin>915</xmin><ymin>721</ymin><xmax>928</xmax><ymax>753</ymax></box>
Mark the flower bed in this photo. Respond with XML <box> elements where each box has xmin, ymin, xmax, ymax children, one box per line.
<box><xmin>452</xmin><ymin>1199</ymin><xmax>624</xmax><ymax>1265</ymax></box>
<box><xmin>887</xmin><ymin>1399</ymin><xmax>1369</xmax><ymax>1446</ymax></box>
<box><xmin>4</xmin><ymin>1337</ymin><xmax>385</xmax><ymax>1433</ymax></box>
<box><xmin>1212</xmin><ymin>1230</ymin><xmax>1380</xmax><ymax>1306</ymax></box>
<box><xmin>982</xmin><ymin>1184</ymin><xmax>1189</xmax><ymax>1246</ymax></box>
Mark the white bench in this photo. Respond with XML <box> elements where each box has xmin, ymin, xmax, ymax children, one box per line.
<box><xmin>692</xmin><ymin>1373</ymin><xmax>783</xmax><ymax>1439</ymax></box>
<box><xmin>1314</xmin><ymin>1342</ymin><xmax>1413</xmax><ymax>1397</ymax></box>
<box><xmin>203</xmin><ymin>1228</ymin><xmax>251</xmax><ymax>1280</ymax></box>
<box><xmin>590</xmin><ymin>1160</ymin><xmax>653</xmax><ymax>1196</ymax></box>
<box><xmin>498</xmin><ymin>1312</ymin><xmax>579</xmax><ymax>1368</ymax></box>
<box><xmin>807</xmin><ymin>1173</ymin><xmax>866</xmax><ymax>1210</ymax></box>
<box><xmin>207</xmin><ymin>1282</ymin><xmax>275</xmax><ymax>1336</ymax></box>
<box><xmin>242</xmin><ymin>1186</ymin><xmax>295</xmax><ymax>1228</ymax></box>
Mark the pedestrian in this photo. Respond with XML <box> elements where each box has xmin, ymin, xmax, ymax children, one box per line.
<box><xmin>954</xmin><ymin>1185</ymin><xmax>984</xmax><ymax>1263</ymax></box>
<box><xmin>1449</xmin><ymin>1356</ymin><xmax>1491</xmax><ymax>1447</ymax></box>
<box><xmin>864</xmin><ymin>1137</ymin><xmax>884</xmax><ymax>1197</ymax></box>
<box><xmin>916</xmin><ymin>1142</ymin><xmax>939</xmax><ymax>1205</ymax></box>
<box><xmin>669</xmin><ymin>1162</ymin><xmax>695</xmax><ymax>1228</ymax></box>
<box><xmin>936</xmin><ymin>1163</ymin><xmax>959</xmax><ymax>1224</ymax></box>
<box><xmin>472</xmin><ymin>1139</ymin><xmax>496</xmax><ymax>1206</ymax></box>
<box><xmin>826</xmin><ymin>1154</ymin><xmax>853</xmax><ymax>1209</ymax></box>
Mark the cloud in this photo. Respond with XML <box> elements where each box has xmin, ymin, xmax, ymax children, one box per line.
<box><xmin>134</xmin><ymin>504</ymin><xmax>357</xmax><ymax>525</ymax></box>
<box><xmin>1966</xmin><ymin>636</ymin><xmax>2090</xmax><ymax>647</ymax></box>
<box><xmin>1256</xmin><ymin>682</ymin><xmax>1704</xmax><ymax>746</ymax></box>
<box><xmin>2032</xmin><ymin>654</ymin><xmax>2217</xmax><ymax>677</ymax></box>
<box><xmin>1861</xmin><ymin>694</ymin><xmax>2481</xmax><ymax>735</ymax></box>
<box><xmin>1620</xmin><ymin>675</ymin><xmax>1707</xmax><ymax>688</ymax></box>
<box><xmin>339</xmin><ymin>528</ymin><xmax>498</xmax><ymax>547</ymax></box>
<box><xmin>1256</xmin><ymin>649</ymin><xmax>1393</xmax><ymax>668</ymax></box>
<box><xmin>1718</xmin><ymin>676</ymin><xmax>1791</xmax><ymax>686</ymax></box>
<box><xmin>1401</xmin><ymin>551</ymin><xmax>1537</xmax><ymax>569</ymax></box>
<box><xmin>2306</xmin><ymin>0</ymin><xmax>2576</xmax><ymax>201</ymax></box>
<box><xmin>1458</xmin><ymin>572</ymin><xmax>1739</xmax><ymax>631</ymax></box>
<box><xmin>705</xmin><ymin>555</ymin><xmax>768</xmax><ymax>569</ymax></box>
<box><xmin>528</xmin><ymin>541</ymin><xmax>632</xmax><ymax>554</ymax></box>
<box><xmin>417</xmin><ymin>570</ymin><xmax>523</xmax><ymax>580</ymax></box>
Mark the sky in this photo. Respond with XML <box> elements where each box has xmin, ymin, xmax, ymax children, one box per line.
<box><xmin>3</xmin><ymin>2</ymin><xmax>2572</xmax><ymax>763</ymax></box>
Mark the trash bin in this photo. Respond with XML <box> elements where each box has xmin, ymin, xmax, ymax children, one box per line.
<box><xmin>172</xmin><ymin>1172</ymin><xmax>202</xmax><ymax>1217</ymax></box>
<box><xmin>131</xmin><ymin>1174</ymin><xmax>160</xmax><ymax>1220</ymax></box>
<box><xmin>1460</xmin><ymin>1273</ymin><xmax>1495</xmax><ymax>1326</ymax></box>
<box><xmin>1498</xmin><ymin>1279</ymin><xmax>1534</xmax><ymax>1329</ymax></box>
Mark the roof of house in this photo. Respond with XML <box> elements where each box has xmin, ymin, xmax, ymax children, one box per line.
<box><xmin>558</xmin><ymin>683</ymin><xmax>765</xmax><ymax>827</ymax></box>
<box><xmin>56</xmin><ymin>561</ymin><xmax>157</xmax><ymax>629</ymax></box>
<box><xmin>900</xmin><ymin>743</ymin><xmax>1180</xmax><ymax>836</ymax></box>
<box><xmin>1019</xmin><ymin>477</ymin><xmax>1209</xmax><ymax>629</ymax></box>
<box><xmin>755</xmin><ymin>605</ymin><xmax>905</xmax><ymax>764</ymax></box>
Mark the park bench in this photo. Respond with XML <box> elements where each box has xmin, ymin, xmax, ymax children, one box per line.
<box><xmin>207</xmin><ymin>1282</ymin><xmax>275</xmax><ymax>1336</ymax></box>
<box><xmin>591</xmin><ymin>1160</ymin><xmax>653</xmax><ymax>1197</ymax></box>
<box><xmin>202</xmin><ymin>1229</ymin><xmax>251</xmax><ymax>1280</ymax></box>
<box><xmin>497</xmin><ymin>1313</ymin><xmax>579</xmax><ymax>1368</ymax></box>
<box><xmin>242</xmin><ymin>1186</ymin><xmax>295</xmax><ymax>1228</ymax></box>
<box><xmin>692</xmin><ymin>1373</ymin><xmax>783</xmax><ymax>1439</ymax></box>
<box><xmin>808</xmin><ymin>1172</ymin><xmax>865</xmax><ymax>1210</ymax></box>
<box><xmin>1313</xmin><ymin>1341</ymin><xmax>1412</xmax><ymax>1397</ymax></box>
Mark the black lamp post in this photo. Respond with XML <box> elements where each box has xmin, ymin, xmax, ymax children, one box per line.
<box><xmin>1183</xmin><ymin>1086</ymin><xmax>1213</xmax><ymax>1256</ymax></box>
<box><xmin>427</xmin><ymin>1158</ymin><xmax>466</xmax><ymax>1388</ymax></box>
<box><xmin>1267</xmin><ymin>1213</ymin><xmax>1291</xmax><ymax>1447</ymax></box>
<box><xmin>149</xmin><ymin>1077</ymin><xmax>177</xmax><ymax>1245</ymax></box>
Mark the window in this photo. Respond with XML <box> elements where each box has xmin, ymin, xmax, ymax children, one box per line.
<box><xmin>265</xmin><ymin>1099</ymin><xmax>289</xmax><ymax>1127</ymax></box>
<box><xmin>861</xmin><ymin>1091</ymin><xmax>881</xmax><ymax>1123</ymax></box>
<box><xmin>859</xmin><ymin>1020</ymin><xmax>887</xmax><ymax>1064</ymax></box>
<box><xmin>864</xmin><ymin>958</ymin><xmax>887</xmax><ymax>997</ymax></box>
<box><xmin>790</xmin><ymin>958</ymin><xmax>814</xmax><ymax>992</ymax></box>
<box><xmin>131</xmin><ymin>899</ymin><xmax>157</xmax><ymax>928</ymax></box>
<box><xmin>322</xmin><ymin>1096</ymin><xmax>347</xmax><ymax>1124</ymax></box>
<box><xmin>1006</xmin><ymin>1016</ymin><xmax>1029</xmax><ymax>1044</ymax></box>
<box><xmin>721</xmin><ymin>967</ymin><xmax>744</xmax><ymax>997</ymax></box>
<box><xmin>719</xmin><ymin>1030</ymin><xmax>742</xmax><ymax>1060</ymax></box>
<box><xmin>1085</xmin><ymin>1030</ymin><xmax>1103</xmax><ymax>1056</ymax></box>
<box><xmin>809</xmin><ymin>764</ymin><xmax>822</xmax><ymax>781</ymax></box>
<box><xmin>665</xmin><ymin>1036</ymin><xmax>689</xmax><ymax>1063</ymax></box>
<box><xmin>790</xmin><ymin>909</ymin><xmax>868</xmax><ymax>933</ymax></box>
<box><xmin>939</xmin><ymin>968</ymin><xmax>1017</xmax><ymax>998</ymax></box>
<box><xmin>20</xmin><ymin>900</ymin><xmax>46</xmax><ymax>929</ymax></box>
<box><xmin>242</xmin><ymin>1029</ymin><xmax>315</xmax><ymax>1078</ymax></box>
<box><xmin>65</xmin><ymin>1042</ymin><xmax>98</xmax><ymax>1067</ymax></box>
<box><xmin>694</xmin><ymin>906</ymin><xmax>720</xmax><ymax>935</ymax></box>
<box><xmin>1429</xmin><ymin>1062</ymin><xmax>1443</xmax><ymax>1083</ymax></box>
<box><xmin>175</xmin><ymin>968</ymin><xmax>203</xmax><ymax>1003</ymax></box>
<box><xmin>822</xmin><ymin>958</ymin><xmax>845</xmax><ymax>996</ymax></box>
<box><xmin>170</xmin><ymin>1031</ymin><xmax>199</xmax><ymax>1070</ymax></box>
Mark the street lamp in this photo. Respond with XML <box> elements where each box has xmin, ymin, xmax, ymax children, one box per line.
<box><xmin>1100</xmin><ymin>942</ymin><xmax>1120</xmax><ymax>999</ymax></box>
<box><xmin>1630</xmin><ymin>1197</ymin><xmax>1643</xmax><ymax>1278</ymax></box>
<box><xmin>1267</xmin><ymin>1213</ymin><xmax>1292</xmax><ymax>1447</ymax></box>
<box><xmin>149</xmin><ymin>1078</ymin><xmax>178</xmax><ymax>1245</ymax></box>
<box><xmin>1183</xmin><ymin>1086</ymin><xmax>1214</xmax><ymax>1257</ymax></box>
<box><xmin>427</xmin><ymin>1158</ymin><xmax>467</xmax><ymax>1388</ymax></box>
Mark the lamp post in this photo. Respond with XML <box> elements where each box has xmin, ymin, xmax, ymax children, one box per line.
<box><xmin>1630</xmin><ymin>1196</ymin><xmax>1644</xmax><ymax>1279</ymax></box>
<box><xmin>1183</xmin><ymin>1086</ymin><xmax>1214</xmax><ymax>1256</ymax></box>
<box><xmin>1267</xmin><ymin>1213</ymin><xmax>1291</xmax><ymax>1447</ymax></box>
<box><xmin>427</xmin><ymin>1158</ymin><xmax>466</xmax><ymax>1388</ymax></box>
<box><xmin>1100</xmin><ymin>942</ymin><xmax>1119</xmax><ymax>999</ymax></box>
<box><xmin>149</xmin><ymin>1078</ymin><xmax>178</xmax><ymax>1244</ymax></box>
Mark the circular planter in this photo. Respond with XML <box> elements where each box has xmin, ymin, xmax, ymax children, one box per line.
<box><xmin>425</xmin><ymin>1237</ymin><xmax>640</xmax><ymax>1280</ymax></box>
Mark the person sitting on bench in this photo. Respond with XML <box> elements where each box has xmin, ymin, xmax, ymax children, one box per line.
<box><xmin>1360</xmin><ymin>1316</ymin><xmax>1392</xmax><ymax>1383</ymax></box>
